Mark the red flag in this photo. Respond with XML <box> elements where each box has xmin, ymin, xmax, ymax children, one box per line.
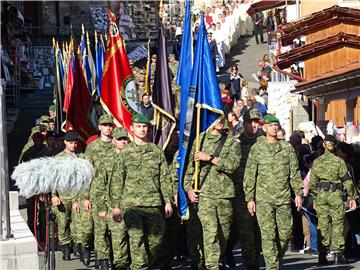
<box><xmin>100</xmin><ymin>11</ymin><xmax>140</xmax><ymax>133</ymax></box>
<box><xmin>65</xmin><ymin>53</ymin><xmax>97</xmax><ymax>142</ymax></box>
<box><xmin>63</xmin><ymin>56</ymin><xmax>74</xmax><ymax>113</ymax></box>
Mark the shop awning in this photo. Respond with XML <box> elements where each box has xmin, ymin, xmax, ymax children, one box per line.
<box><xmin>247</xmin><ymin>0</ymin><xmax>296</xmax><ymax>16</ymax></box>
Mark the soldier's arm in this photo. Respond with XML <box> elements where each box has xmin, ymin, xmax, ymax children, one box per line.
<box><xmin>339</xmin><ymin>159</ymin><xmax>356</xmax><ymax>200</ymax></box>
<box><xmin>160</xmin><ymin>152</ymin><xmax>174</xmax><ymax>204</ymax></box>
<box><xmin>79</xmin><ymin>153</ymin><xmax>93</xmax><ymax>201</ymax></box>
<box><xmin>309</xmin><ymin>158</ymin><xmax>321</xmax><ymax>196</ymax></box>
<box><xmin>288</xmin><ymin>146</ymin><xmax>303</xmax><ymax>196</ymax></box>
<box><xmin>215</xmin><ymin>138</ymin><xmax>241</xmax><ymax>175</ymax></box>
<box><xmin>93</xmin><ymin>162</ymin><xmax>109</xmax><ymax>212</ymax></box>
<box><xmin>109</xmin><ymin>155</ymin><xmax>125</xmax><ymax>210</ymax></box>
<box><xmin>243</xmin><ymin>146</ymin><xmax>258</xmax><ymax>202</ymax></box>
<box><xmin>170</xmin><ymin>151</ymin><xmax>180</xmax><ymax>195</ymax></box>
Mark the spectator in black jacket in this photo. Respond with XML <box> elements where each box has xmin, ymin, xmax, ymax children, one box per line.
<box><xmin>207</xmin><ymin>32</ymin><xmax>218</xmax><ymax>69</ymax></box>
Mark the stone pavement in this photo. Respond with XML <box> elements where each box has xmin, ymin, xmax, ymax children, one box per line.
<box><xmin>38</xmin><ymin>249</ymin><xmax>360</xmax><ymax>270</ymax></box>
<box><xmin>218</xmin><ymin>35</ymin><xmax>268</xmax><ymax>89</ymax></box>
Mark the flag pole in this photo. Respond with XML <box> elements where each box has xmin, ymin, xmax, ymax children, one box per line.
<box><xmin>194</xmin><ymin>105</ymin><xmax>201</xmax><ymax>192</ymax></box>
<box><xmin>193</xmin><ymin>2</ymin><xmax>206</xmax><ymax>193</ymax></box>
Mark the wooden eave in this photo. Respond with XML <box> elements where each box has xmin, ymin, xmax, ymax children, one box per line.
<box><xmin>292</xmin><ymin>62</ymin><xmax>360</xmax><ymax>97</ymax></box>
<box><xmin>276</xmin><ymin>33</ymin><xmax>360</xmax><ymax>69</ymax></box>
<box><xmin>282</xmin><ymin>5</ymin><xmax>360</xmax><ymax>34</ymax></box>
<box><xmin>281</xmin><ymin>16</ymin><xmax>360</xmax><ymax>45</ymax></box>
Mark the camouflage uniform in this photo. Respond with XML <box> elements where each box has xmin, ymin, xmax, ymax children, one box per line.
<box><xmin>244</xmin><ymin>136</ymin><xmax>303</xmax><ymax>270</ymax></box>
<box><xmin>84</xmin><ymin>138</ymin><xmax>130</xmax><ymax>267</ymax></box>
<box><xmin>228</xmin><ymin>131</ymin><xmax>262</xmax><ymax>266</ymax></box>
<box><xmin>52</xmin><ymin>151</ymin><xmax>84</xmax><ymax>247</ymax></box>
<box><xmin>108</xmin><ymin>142</ymin><xmax>173</xmax><ymax>270</ymax></box>
<box><xmin>310</xmin><ymin>149</ymin><xmax>356</xmax><ymax>255</ymax></box>
<box><xmin>168</xmin><ymin>60</ymin><xmax>180</xmax><ymax>115</ymax></box>
<box><xmin>184</xmin><ymin>132</ymin><xmax>241</xmax><ymax>270</ymax></box>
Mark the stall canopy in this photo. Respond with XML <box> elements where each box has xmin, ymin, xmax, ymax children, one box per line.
<box><xmin>247</xmin><ymin>0</ymin><xmax>296</xmax><ymax>16</ymax></box>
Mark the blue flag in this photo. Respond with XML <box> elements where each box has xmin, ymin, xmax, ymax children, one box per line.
<box><xmin>95</xmin><ymin>33</ymin><xmax>105</xmax><ymax>96</ymax></box>
<box><xmin>176</xmin><ymin>0</ymin><xmax>193</xmax><ymax>220</ymax></box>
<box><xmin>191</xmin><ymin>12</ymin><xmax>223</xmax><ymax>132</ymax></box>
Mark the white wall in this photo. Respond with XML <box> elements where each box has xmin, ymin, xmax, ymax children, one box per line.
<box><xmin>267</xmin><ymin>81</ymin><xmax>297</xmax><ymax>140</ymax></box>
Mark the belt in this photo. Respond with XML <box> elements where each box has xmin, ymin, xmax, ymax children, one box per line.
<box><xmin>317</xmin><ymin>182</ymin><xmax>343</xmax><ymax>192</ymax></box>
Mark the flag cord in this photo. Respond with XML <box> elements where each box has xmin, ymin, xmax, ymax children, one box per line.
<box><xmin>194</xmin><ymin>105</ymin><xmax>201</xmax><ymax>192</ymax></box>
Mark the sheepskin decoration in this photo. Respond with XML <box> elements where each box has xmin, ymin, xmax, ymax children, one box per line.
<box><xmin>12</xmin><ymin>156</ymin><xmax>94</xmax><ymax>198</ymax></box>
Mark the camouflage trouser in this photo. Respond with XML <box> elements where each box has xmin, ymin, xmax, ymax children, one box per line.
<box><xmin>256</xmin><ymin>202</ymin><xmax>292</xmax><ymax>270</ymax></box>
<box><xmin>71</xmin><ymin>201</ymin><xmax>93</xmax><ymax>247</ymax></box>
<box><xmin>198</xmin><ymin>197</ymin><xmax>233</xmax><ymax>270</ymax></box>
<box><xmin>52</xmin><ymin>199</ymin><xmax>73</xmax><ymax>245</ymax></box>
<box><xmin>108</xmin><ymin>208</ymin><xmax>130</xmax><ymax>268</ymax></box>
<box><xmin>228</xmin><ymin>197</ymin><xmax>261</xmax><ymax>265</ymax></box>
<box><xmin>316</xmin><ymin>191</ymin><xmax>345</xmax><ymax>254</ymax></box>
<box><xmin>123</xmin><ymin>206</ymin><xmax>165</xmax><ymax>270</ymax></box>
<box><xmin>93</xmin><ymin>208</ymin><xmax>130</xmax><ymax>266</ymax></box>
<box><xmin>185</xmin><ymin>203</ymin><xmax>204</xmax><ymax>266</ymax></box>
<box><xmin>92</xmin><ymin>207</ymin><xmax>110</xmax><ymax>260</ymax></box>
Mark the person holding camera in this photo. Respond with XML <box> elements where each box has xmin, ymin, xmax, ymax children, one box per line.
<box><xmin>310</xmin><ymin>135</ymin><xmax>357</xmax><ymax>265</ymax></box>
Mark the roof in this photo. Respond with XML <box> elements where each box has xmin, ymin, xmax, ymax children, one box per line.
<box><xmin>281</xmin><ymin>15</ymin><xmax>360</xmax><ymax>46</ymax></box>
<box><xmin>293</xmin><ymin>61</ymin><xmax>360</xmax><ymax>96</ymax></box>
<box><xmin>247</xmin><ymin>0</ymin><xmax>296</xmax><ymax>14</ymax></box>
<box><xmin>282</xmin><ymin>5</ymin><xmax>360</xmax><ymax>34</ymax></box>
<box><xmin>276</xmin><ymin>32</ymin><xmax>360</xmax><ymax>69</ymax></box>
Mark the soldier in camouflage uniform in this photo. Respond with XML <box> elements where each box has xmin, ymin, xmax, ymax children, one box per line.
<box><xmin>94</xmin><ymin>127</ymin><xmax>130</xmax><ymax>270</ymax></box>
<box><xmin>20</xmin><ymin>132</ymin><xmax>46</xmax><ymax>236</ymax></box>
<box><xmin>82</xmin><ymin>114</ymin><xmax>116</xmax><ymax>269</ymax></box>
<box><xmin>226</xmin><ymin>108</ymin><xmax>262</xmax><ymax>270</ymax></box>
<box><xmin>109</xmin><ymin>114</ymin><xmax>174</xmax><ymax>270</ymax></box>
<box><xmin>51</xmin><ymin>131</ymin><xmax>87</xmax><ymax>261</ymax></box>
<box><xmin>168</xmin><ymin>53</ymin><xmax>180</xmax><ymax>117</ymax></box>
<box><xmin>244</xmin><ymin>114</ymin><xmax>303</xmax><ymax>270</ymax></box>
<box><xmin>150</xmin><ymin>54</ymin><xmax>157</xmax><ymax>92</ymax></box>
<box><xmin>310</xmin><ymin>135</ymin><xmax>357</xmax><ymax>265</ymax></box>
<box><xmin>185</xmin><ymin>117</ymin><xmax>241</xmax><ymax>270</ymax></box>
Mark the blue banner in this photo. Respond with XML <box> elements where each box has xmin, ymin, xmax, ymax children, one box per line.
<box><xmin>176</xmin><ymin>0</ymin><xmax>192</xmax><ymax>220</ymax></box>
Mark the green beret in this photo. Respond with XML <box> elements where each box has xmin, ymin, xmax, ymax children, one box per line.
<box><xmin>99</xmin><ymin>114</ymin><xmax>114</xmax><ymax>125</ymax></box>
<box><xmin>132</xmin><ymin>113</ymin><xmax>150</xmax><ymax>124</ymax></box>
<box><xmin>263</xmin><ymin>114</ymin><xmax>280</xmax><ymax>124</ymax></box>
<box><xmin>40</xmin><ymin>115</ymin><xmax>50</xmax><ymax>123</ymax></box>
<box><xmin>49</xmin><ymin>104</ymin><xmax>56</xmax><ymax>111</ymax></box>
<box><xmin>243</xmin><ymin>108</ymin><xmax>260</xmax><ymax>122</ymax></box>
<box><xmin>112</xmin><ymin>127</ymin><xmax>128</xmax><ymax>139</ymax></box>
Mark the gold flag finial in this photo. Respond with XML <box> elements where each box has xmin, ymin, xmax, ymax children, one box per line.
<box><xmin>81</xmin><ymin>24</ymin><xmax>85</xmax><ymax>34</ymax></box>
<box><xmin>52</xmin><ymin>37</ymin><xmax>56</xmax><ymax>48</ymax></box>
<box><xmin>86</xmin><ymin>31</ymin><xmax>90</xmax><ymax>45</ymax></box>
<box><xmin>200</xmin><ymin>1</ymin><xmax>206</xmax><ymax>12</ymax></box>
<box><xmin>159</xmin><ymin>0</ymin><xmax>164</xmax><ymax>20</ymax></box>
<box><xmin>95</xmin><ymin>31</ymin><xmax>98</xmax><ymax>44</ymax></box>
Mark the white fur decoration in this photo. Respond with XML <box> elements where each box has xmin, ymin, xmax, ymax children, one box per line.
<box><xmin>12</xmin><ymin>156</ymin><xmax>94</xmax><ymax>198</ymax></box>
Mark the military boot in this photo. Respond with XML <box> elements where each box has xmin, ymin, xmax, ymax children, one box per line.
<box><xmin>73</xmin><ymin>243</ymin><xmax>80</xmax><ymax>257</ymax></box>
<box><xmin>334</xmin><ymin>253</ymin><xmax>353</xmax><ymax>264</ymax></box>
<box><xmin>82</xmin><ymin>246</ymin><xmax>91</xmax><ymax>266</ymax></box>
<box><xmin>99</xmin><ymin>259</ymin><xmax>109</xmax><ymax>270</ymax></box>
<box><xmin>61</xmin><ymin>244</ymin><xmax>71</xmax><ymax>261</ymax></box>
<box><xmin>318</xmin><ymin>253</ymin><xmax>328</xmax><ymax>265</ymax></box>
<box><xmin>224</xmin><ymin>250</ymin><xmax>236</xmax><ymax>268</ymax></box>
